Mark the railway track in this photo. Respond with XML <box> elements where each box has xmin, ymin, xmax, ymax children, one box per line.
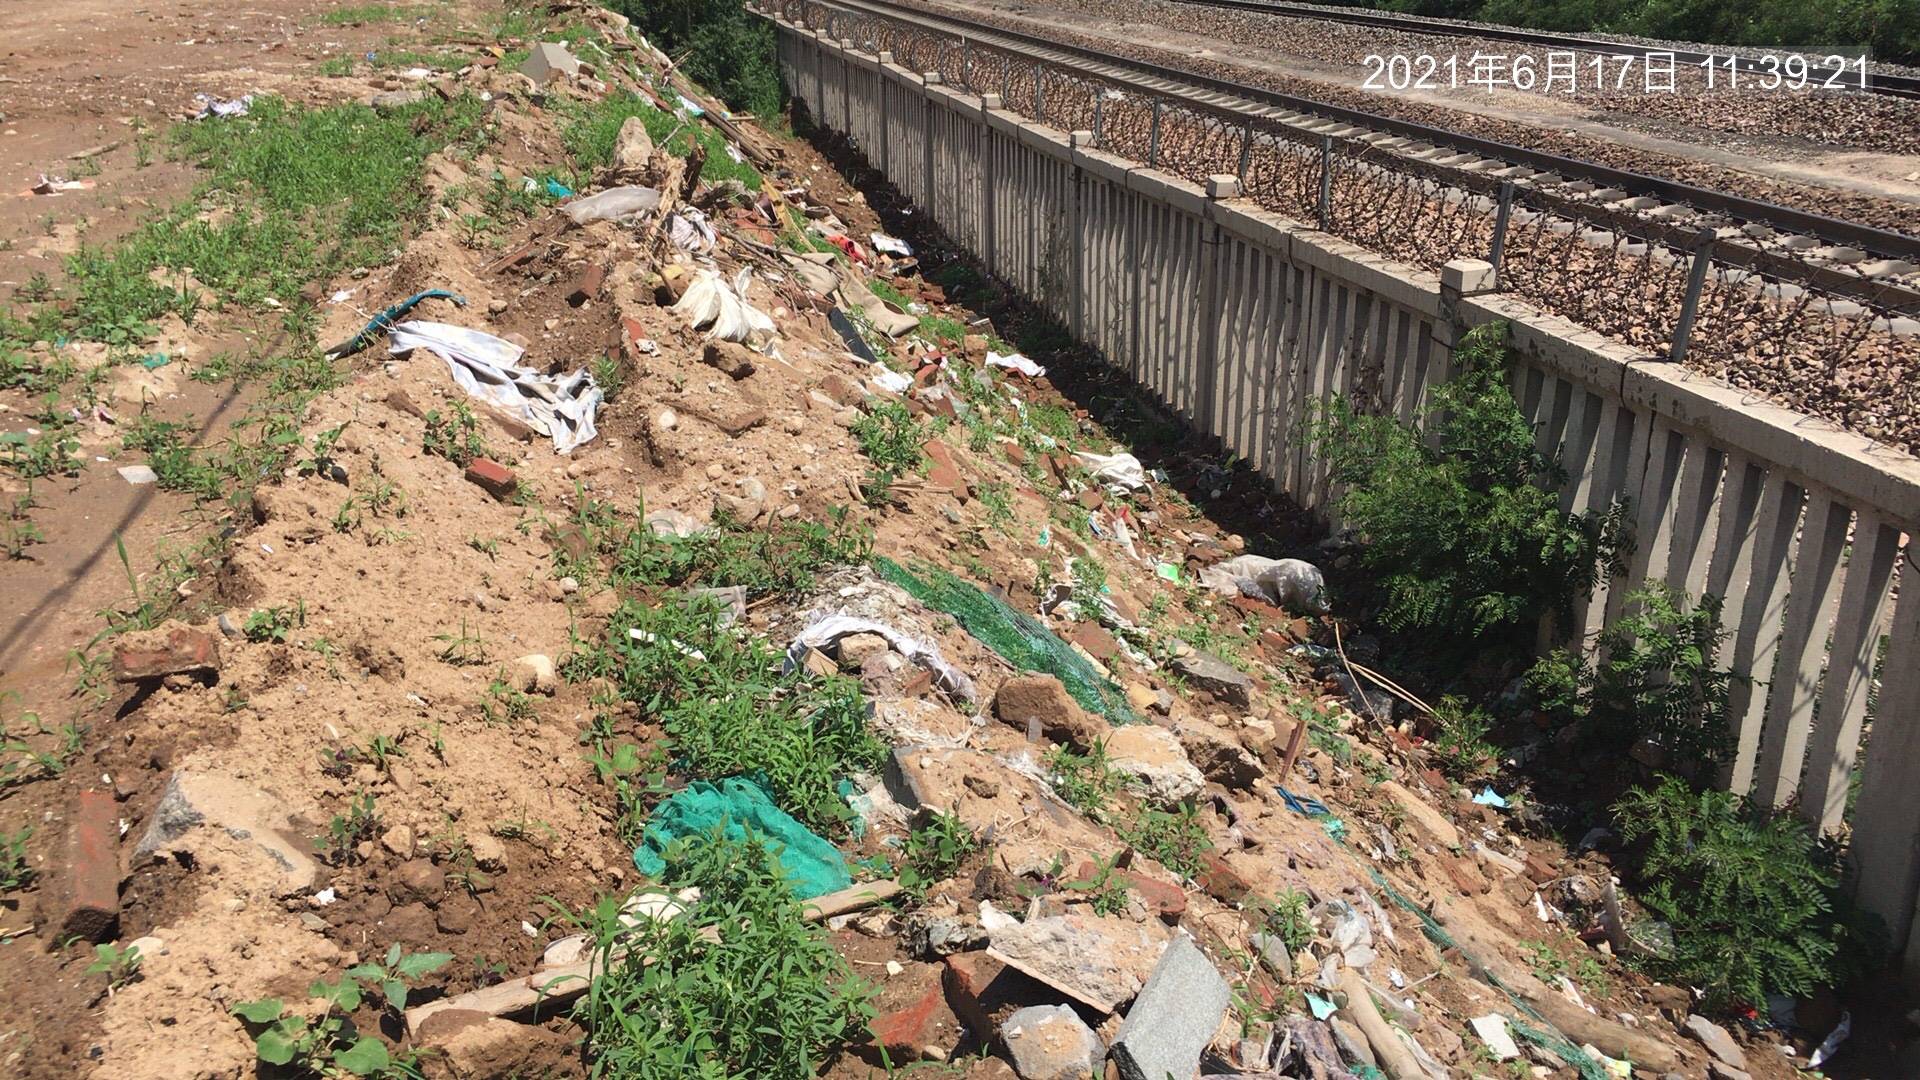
<box><xmin>781</xmin><ymin>0</ymin><xmax>1919</xmax><ymax>323</ymax></box>
<box><xmin>1161</xmin><ymin>0</ymin><xmax>1920</xmax><ymax>101</ymax></box>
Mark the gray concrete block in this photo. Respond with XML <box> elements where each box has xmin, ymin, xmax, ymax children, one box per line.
<box><xmin>1110</xmin><ymin>935</ymin><xmax>1229</xmax><ymax>1080</ymax></box>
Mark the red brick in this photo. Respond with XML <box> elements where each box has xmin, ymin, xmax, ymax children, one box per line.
<box><xmin>1074</xmin><ymin>488</ymin><xmax>1104</xmax><ymax>511</ymax></box>
<box><xmin>1524</xmin><ymin>852</ymin><xmax>1558</xmax><ymax>885</ymax></box>
<box><xmin>464</xmin><ymin>458</ymin><xmax>517</xmax><ymax>500</ymax></box>
<box><xmin>1068</xmin><ymin>622</ymin><xmax>1120</xmax><ymax>663</ymax></box>
<box><xmin>1002</xmin><ymin>443</ymin><xmax>1027</xmax><ymax>466</ymax></box>
<box><xmin>863</xmin><ymin>981</ymin><xmax>956</xmax><ymax>1063</ymax></box>
<box><xmin>59</xmin><ymin>790</ymin><xmax>121</xmax><ymax>942</ymax></box>
<box><xmin>923</xmin><ymin>441</ymin><xmax>971</xmax><ymax>503</ymax></box>
<box><xmin>112</xmin><ymin>624</ymin><xmax>220</xmax><ymax>683</ymax></box>
<box><xmin>820</xmin><ymin>372</ymin><xmax>866</xmax><ymax>408</ymax></box>
<box><xmin>1074</xmin><ymin>861</ymin><xmax>1185</xmax><ymax>922</ymax></box>
<box><xmin>1228</xmin><ymin>595</ymin><xmax>1278</xmax><ymax>617</ymax></box>
<box><xmin>1196</xmin><ymin>852</ymin><xmax>1251</xmax><ymax>904</ymax></box>
<box><xmin>716</xmin><ymin>408</ymin><xmax>768</xmax><ymax>437</ymax></box>
<box><xmin>942</xmin><ymin>952</ymin><xmax>1052</xmax><ymax>1038</ymax></box>
<box><xmin>1442</xmin><ymin>855</ymin><xmax>1491</xmax><ymax>896</ymax></box>
<box><xmin>566</xmin><ymin>263</ymin><xmax>606</xmax><ymax>306</ymax></box>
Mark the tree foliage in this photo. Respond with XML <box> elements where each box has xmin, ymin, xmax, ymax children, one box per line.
<box><xmin>1312</xmin><ymin>322</ymin><xmax>1627</xmax><ymax>642</ymax></box>
<box><xmin>611</xmin><ymin>0</ymin><xmax>784</xmax><ymax>119</ymax></box>
<box><xmin>1614</xmin><ymin>777</ymin><xmax>1886</xmax><ymax>1009</ymax></box>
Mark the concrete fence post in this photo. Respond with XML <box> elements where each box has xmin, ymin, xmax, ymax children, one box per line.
<box><xmin>1199</xmin><ymin>174</ymin><xmax>1242</xmax><ymax>442</ymax></box>
<box><xmin>1071</xmin><ymin>130</ymin><xmax>1096</xmax><ymax>343</ymax></box>
<box><xmin>923</xmin><ymin>72</ymin><xmax>941</xmax><ymax>215</ymax></box>
<box><xmin>981</xmin><ymin>93</ymin><xmax>1002</xmax><ymax>277</ymax></box>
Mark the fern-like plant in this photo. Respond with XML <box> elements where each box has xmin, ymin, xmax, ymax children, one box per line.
<box><xmin>1527</xmin><ymin>582</ymin><xmax>1742</xmax><ymax>766</ymax></box>
<box><xmin>1312</xmin><ymin>322</ymin><xmax>1627</xmax><ymax>642</ymax></box>
<box><xmin>1613</xmin><ymin>776</ymin><xmax>1884</xmax><ymax>1009</ymax></box>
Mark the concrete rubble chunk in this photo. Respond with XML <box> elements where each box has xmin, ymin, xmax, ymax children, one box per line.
<box><xmin>612</xmin><ymin>115</ymin><xmax>654</xmax><ymax>171</ymax></box>
<box><xmin>1103</xmin><ymin>725</ymin><xmax>1205</xmax><ymax>804</ymax></box>
<box><xmin>1001</xmin><ymin>1004</ymin><xmax>1105</xmax><ymax>1080</ymax></box>
<box><xmin>1683</xmin><ymin>1015</ymin><xmax>1746</xmax><ymax>1071</ymax></box>
<box><xmin>1109</xmin><ymin>934</ymin><xmax>1230</xmax><ymax>1080</ymax></box>
<box><xmin>1170</xmin><ymin>650</ymin><xmax>1252</xmax><ymax>707</ymax></box>
<box><xmin>519</xmin><ymin>41</ymin><xmax>580</xmax><ymax>86</ymax></box>
<box><xmin>1173</xmin><ymin>718</ymin><xmax>1264</xmax><ymax>788</ymax></box>
<box><xmin>986</xmin><ymin>914</ymin><xmax>1168</xmax><ymax>1014</ymax></box>
<box><xmin>133</xmin><ymin>771</ymin><xmax>319</xmax><ymax>896</ymax></box>
<box><xmin>111</xmin><ymin>620</ymin><xmax>220</xmax><ymax>683</ymax></box>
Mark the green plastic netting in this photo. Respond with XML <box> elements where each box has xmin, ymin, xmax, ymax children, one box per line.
<box><xmin>633</xmin><ymin>777</ymin><xmax>852</xmax><ymax>900</ymax></box>
<box><xmin>1368</xmin><ymin>867</ymin><xmax>1614</xmax><ymax>1080</ymax></box>
<box><xmin>871</xmin><ymin>556</ymin><xmax>1138</xmax><ymax>724</ymax></box>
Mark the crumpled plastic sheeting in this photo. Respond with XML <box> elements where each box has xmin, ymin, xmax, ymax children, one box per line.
<box><xmin>390</xmin><ymin>321</ymin><xmax>602</xmax><ymax>453</ymax></box>
<box><xmin>986</xmin><ymin>350</ymin><xmax>1045</xmax><ymax>378</ymax></box>
<box><xmin>867</xmin><ymin>364</ymin><xmax>912</xmax><ymax>395</ymax></box>
<box><xmin>564</xmin><ymin>184</ymin><xmax>661</xmax><ymax>225</ymax></box>
<box><xmin>1198</xmin><ymin>554</ymin><xmax>1330</xmax><ymax>614</ymax></box>
<box><xmin>1073</xmin><ymin>450</ymin><xmax>1150</xmax><ymax>495</ymax></box>
<box><xmin>672</xmin><ymin>268</ymin><xmax>776</xmax><ymax>342</ymax></box>
<box><xmin>666</xmin><ymin>207</ymin><xmax>716</xmax><ymax>253</ymax></box>
<box><xmin>632</xmin><ymin>777</ymin><xmax>849</xmax><ymax>899</ymax></box>
<box><xmin>782</xmin><ymin>614</ymin><xmax>977</xmax><ymax>704</ymax></box>
<box><xmin>192</xmin><ymin>93</ymin><xmax>253</xmax><ymax>119</ymax></box>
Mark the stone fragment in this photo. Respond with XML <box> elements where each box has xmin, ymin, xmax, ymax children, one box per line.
<box><xmin>1172</xmin><ymin>718</ymin><xmax>1264</xmax><ymax>789</ymax></box>
<box><xmin>133</xmin><ymin>771</ymin><xmax>318</xmax><ymax>896</ymax></box>
<box><xmin>510</xmin><ymin>654</ymin><xmax>556</xmax><ymax>695</ymax></box>
<box><xmin>835</xmin><ymin>632</ymin><xmax>892</xmax><ymax>669</ymax></box>
<box><xmin>380</xmin><ymin>824</ymin><xmax>416</xmax><ymax>858</ymax></box>
<box><xmin>111</xmin><ymin>621</ymin><xmax>220</xmax><ymax>683</ymax></box>
<box><xmin>390</xmin><ymin>859</ymin><xmax>447</xmax><ymax>904</ymax></box>
<box><xmin>1108</xmin><ymin>935</ymin><xmax>1230</xmax><ymax>1080</ymax></box>
<box><xmin>464</xmin><ymin>458</ymin><xmax>517</xmax><ymax>500</ymax></box>
<box><xmin>702</xmin><ymin>340</ymin><xmax>758</xmax><ymax>380</ymax></box>
<box><xmin>414</xmin><ymin>1011</ymin><xmax>576</xmax><ymax>1078</ymax></box>
<box><xmin>1196</xmin><ymin>852</ymin><xmax>1251</xmax><ymax>903</ymax></box>
<box><xmin>986</xmin><ymin>914</ymin><xmax>1168</xmax><ymax>1014</ymax></box>
<box><xmin>1001</xmin><ymin>1004</ymin><xmax>1104</xmax><ymax>1080</ymax></box>
<box><xmin>1103</xmin><ymin>725</ymin><xmax>1205</xmax><ymax>804</ymax></box>
<box><xmin>1170</xmin><ymin>650</ymin><xmax>1253</xmax><ymax>707</ymax></box>
<box><xmin>470</xmin><ymin>834</ymin><xmax>508</xmax><ymax>873</ymax></box>
<box><xmin>519</xmin><ymin>41</ymin><xmax>579</xmax><ymax>86</ymax></box>
<box><xmin>1683</xmin><ymin>1015</ymin><xmax>1746</xmax><ymax>1072</ymax></box>
<box><xmin>58</xmin><ymin>790</ymin><xmax>121</xmax><ymax>942</ymax></box>
<box><xmin>1378</xmin><ymin>780</ymin><xmax>1460</xmax><ymax>849</ymax></box>
<box><xmin>993</xmin><ymin>675</ymin><xmax>1108</xmax><ymax>751</ymax></box>
<box><xmin>611</xmin><ymin>116</ymin><xmax>654</xmax><ymax>170</ymax></box>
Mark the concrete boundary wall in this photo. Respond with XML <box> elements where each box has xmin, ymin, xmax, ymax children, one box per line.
<box><xmin>770</xmin><ymin>15</ymin><xmax>1920</xmax><ymax>972</ymax></box>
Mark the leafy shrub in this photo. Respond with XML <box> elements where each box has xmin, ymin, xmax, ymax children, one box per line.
<box><xmin>1428</xmin><ymin>695</ymin><xmax>1499</xmax><ymax>782</ymax></box>
<box><xmin>1046</xmin><ymin>740</ymin><xmax>1125</xmax><ymax>822</ymax></box>
<box><xmin>850</xmin><ymin>401</ymin><xmax>928</xmax><ymax>505</ymax></box>
<box><xmin>1613</xmin><ymin>776</ymin><xmax>1885</xmax><ymax>1009</ymax></box>
<box><xmin>577</xmin><ymin>833</ymin><xmax>874</xmax><ymax>1078</ymax></box>
<box><xmin>899</xmin><ymin>811</ymin><xmax>980</xmax><ymax>899</ymax></box>
<box><xmin>1312</xmin><ymin>322</ymin><xmax>1626</xmax><ymax>641</ymax></box>
<box><xmin>1527</xmin><ymin>582</ymin><xmax>1742</xmax><ymax>766</ymax></box>
<box><xmin>1122</xmin><ymin>803</ymin><xmax>1213</xmax><ymax>879</ymax></box>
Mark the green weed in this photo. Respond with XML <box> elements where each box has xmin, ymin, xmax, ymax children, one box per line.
<box><xmin>850</xmin><ymin>401</ymin><xmax>927</xmax><ymax>506</ymax></box>
<box><xmin>1045</xmin><ymin>739</ymin><xmax>1123</xmax><ymax>823</ymax></box>
<box><xmin>899</xmin><ymin>812</ymin><xmax>980</xmax><ymax>900</ymax></box>
<box><xmin>1122</xmin><ymin>803</ymin><xmax>1212</xmax><ymax>880</ymax></box>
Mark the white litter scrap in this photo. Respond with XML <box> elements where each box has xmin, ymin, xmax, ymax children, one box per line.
<box><xmin>1470</xmin><ymin>1015</ymin><xmax>1520</xmax><ymax>1060</ymax></box>
<box><xmin>564</xmin><ymin>184</ymin><xmax>661</xmax><ymax>225</ymax></box>
<box><xmin>867</xmin><ymin>364</ymin><xmax>912</xmax><ymax>395</ymax></box>
<box><xmin>985</xmin><ymin>350</ymin><xmax>1045</xmax><ymax>378</ymax></box>
<box><xmin>869</xmin><ymin>232</ymin><xmax>912</xmax><ymax>256</ymax></box>
<box><xmin>782</xmin><ymin>614</ymin><xmax>977</xmax><ymax>703</ymax></box>
<box><xmin>389</xmin><ymin>321</ymin><xmax>602</xmax><ymax>453</ymax></box>
<box><xmin>191</xmin><ymin>93</ymin><xmax>253</xmax><ymax>119</ymax></box>
<box><xmin>1073</xmin><ymin>449</ymin><xmax>1150</xmax><ymax>495</ymax></box>
<box><xmin>672</xmin><ymin>268</ymin><xmax>776</xmax><ymax>343</ymax></box>
<box><xmin>1198</xmin><ymin>555</ymin><xmax>1330</xmax><ymax>614</ymax></box>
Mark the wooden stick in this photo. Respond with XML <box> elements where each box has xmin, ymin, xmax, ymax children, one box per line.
<box><xmin>404</xmin><ymin>880</ymin><xmax>900</xmax><ymax>1039</ymax></box>
<box><xmin>1278</xmin><ymin>715</ymin><xmax>1310</xmax><ymax>780</ymax></box>
<box><xmin>1336</xmin><ymin>967</ymin><xmax>1423</xmax><ymax>1080</ymax></box>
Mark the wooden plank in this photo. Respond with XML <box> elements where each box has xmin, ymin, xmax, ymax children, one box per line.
<box><xmin>1799</xmin><ymin>515</ymin><xmax>1898</xmax><ymax>831</ymax></box>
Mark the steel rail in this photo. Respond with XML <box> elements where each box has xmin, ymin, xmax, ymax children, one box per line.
<box><xmin>1163</xmin><ymin>0</ymin><xmax>1920</xmax><ymax>101</ymax></box>
<box><xmin>794</xmin><ymin>0</ymin><xmax>1920</xmax><ymax>265</ymax></box>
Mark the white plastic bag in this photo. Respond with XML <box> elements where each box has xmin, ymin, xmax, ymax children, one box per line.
<box><xmin>671</xmin><ymin>268</ymin><xmax>776</xmax><ymax>342</ymax></box>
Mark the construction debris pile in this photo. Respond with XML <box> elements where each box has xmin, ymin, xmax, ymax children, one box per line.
<box><xmin>5</xmin><ymin>6</ymin><xmax>1846</xmax><ymax>1080</ymax></box>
